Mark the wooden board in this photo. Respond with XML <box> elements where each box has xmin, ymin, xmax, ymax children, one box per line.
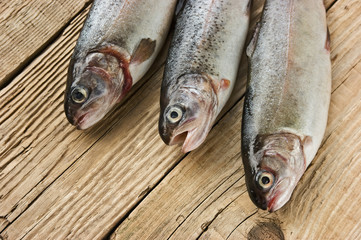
<box><xmin>1</xmin><ymin>0</ymin><xmax>360</xmax><ymax>239</ymax></box>
<box><xmin>0</xmin><ymin>0</ymin><xmax>91</xmax><ymax>87</ymax></box>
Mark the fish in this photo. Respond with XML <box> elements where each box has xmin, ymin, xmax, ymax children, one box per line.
<box><xmin>159</xmin><ymin>0</ymin><xmax>251</xmax><ymax>153</ymax></box>
<box><xmin>241</xmin><ymin>0</ymin><xmax>331</xmax><ymax>212</ymax></box>
<box><xmin>64</xmin><ymin>0</ymin><xmax>177</xmax><ymax>129</ymax></box>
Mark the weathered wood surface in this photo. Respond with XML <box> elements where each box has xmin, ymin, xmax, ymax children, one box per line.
<box><xmin>0</xmin><ymin>0</ymin><xmax>91</xmax><ymax>87</ymax></box>
<box><xmin>0</xmin><ymin>0</ymin><xmax>360</xmax><ymax>239</ymax></box>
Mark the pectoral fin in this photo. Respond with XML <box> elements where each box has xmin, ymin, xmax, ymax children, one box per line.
<box><xmin>130</xmin><ymin>38</ymin><xmax>156</xmax><ymax>65</ymax></box>
<box><xmin>220</xmin><ymin>78</ymin><xmax>231</xmax><ymax>90</ymax></box>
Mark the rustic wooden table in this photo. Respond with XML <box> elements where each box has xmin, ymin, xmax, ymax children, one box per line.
<box><xmin>0</xmin><ymin>0</ymin><xmax>360</xmax><ymax>239</ymax></box>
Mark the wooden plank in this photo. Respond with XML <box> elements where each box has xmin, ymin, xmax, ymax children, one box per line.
<box><xmin>0</xmin><ymin>0</ymin><xmax>91</xmax><ymax>87</ymax></box>
<box><xmin>111</xmin><ymin>0</ymin><xmax>361</xmax><ymax>239</ymax></box>
<box><xmin>0</xmin><ymin>7</ymin><xmax>92</xmax><ymax>232</ymax></box>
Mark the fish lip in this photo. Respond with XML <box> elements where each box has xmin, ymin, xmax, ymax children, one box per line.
<box><xmin>249</xmin><ymin>189</ymin><xmax>267</xmax><ymax>210</ymax></box>
<box><xmin>181</xmin><ymin>128</ymin><xmax>201</xmax><ymax>153</ymax></box>
<box><xmin>175</xmin><ymin>115</ymin><xmax>213</xmax><ymax>153</ymax></box>
<box><xmin>65</xmin><ymin>112</ymin><xmax>75</xmax><ymax>125</ymax></box>
<box><xmin>248</xmin><ymin>176</ymin><xmax>282</xmax><ymax>212</ymax></box>
<box><xmin>168</xmin><ymin>125</ymin><xmax>196</xmax><ymax>146</ymax></box>
<box><xmin>64</xmin><ymin>100</ymin><xmax>76</xmax><ymax>125</ymax></box>
<box><xmin>169</xmin><ymin>130</ymin><xmax>191</xmax><ymax>146</ymax></box>
<box><xmin>267</xmin><ymin>194</ymin><xmax>278</xmax><ymax>212</ymax></box>
<box><xmin>266</xmin><ymin>182</ymin><xmax>284</xmax><ymax>212</ymax></box>
<box><xmin>74</xmin><ymin>113</ymin><xmax>88</xmax><ymax>130</ymax></box>
<box><xmin>161</xmin><ymin>118</ymin><xmax>197</xmax><ymax>145</ymax></box>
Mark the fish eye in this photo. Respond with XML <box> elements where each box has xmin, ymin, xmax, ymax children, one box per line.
<box><xmin>71</xmin><ymin>86</ymin><xmax>89</xmax><ymax>104</ymax></box>
<box><xmin>256</xmin><ymin>171</ymin><xmax>275</xmax><ymax>191</ymax></box>
<box><xmin>166</xmin><ymin>106</ymin><xmax>183</xmax><ymax>124</ymax></box>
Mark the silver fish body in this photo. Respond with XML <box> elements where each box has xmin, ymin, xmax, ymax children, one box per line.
<box><xmin>242</xmin><ymin>0</ymin><xmax>331</xmax><ymax>211</ymax></box>
<box><xmin>65</xmin><ymin>0</ymin><xmax>177</xmax><ymax>129</ymax></box>
<box><xmin>159</xmin><ymin>0</ymin><xmax>251</xmax><ymax>152</ymax></box>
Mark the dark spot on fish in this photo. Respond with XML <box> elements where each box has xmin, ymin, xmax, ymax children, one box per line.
<box><xmin>248</xmin><ymin>222</ymin><xmax>284</xmax><ymax>240</ymax></box>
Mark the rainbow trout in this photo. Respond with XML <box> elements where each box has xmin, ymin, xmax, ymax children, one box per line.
<box><xmin>242</xmin><ymin>0</ymin><xmax>331</xmax><ymax>211</ymax></box>
<box><xmin>64</xmin><ymin>0</ymin><xmax>177</xmax><ymax>129</ymax></box>
<box><xmin>159</xmin><ymin>0</ymin><xmax>251</xmax><ymax>152</ymax></box>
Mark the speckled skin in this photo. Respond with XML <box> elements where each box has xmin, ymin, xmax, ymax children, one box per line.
<box><xmin>242</xmin><ymin>0</ymin><xmax>331</xmax><ymax>211</ymax></box>
<box><xmin>159</xmin><ymin>0</ymin><xmax>250</xmax><ymax>152</ymax></box>
<box><xmin>65</xmin><ymin>0</ymin><xmax>177</xmax><ymax>129</ymax></box>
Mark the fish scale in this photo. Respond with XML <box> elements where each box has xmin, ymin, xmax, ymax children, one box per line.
<box><xmin>159</xmin><ymin>0</ymin><xmax>250</xmax><ymax>153</ymax></box>
<box><xmin>242</xmin><ymin>0</ymin><xmax>331</xmax><ymax>212</ymax></box>
<box><xmin>64</xmin><ymin>0</ymin><xmax>177</xmax><ymax>129</ymax></box>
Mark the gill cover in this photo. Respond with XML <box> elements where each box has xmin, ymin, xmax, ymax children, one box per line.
<box><xmin>244</xmin><ymin>133</ymin><xmax>307</xmax><ymax>212</ymax></box>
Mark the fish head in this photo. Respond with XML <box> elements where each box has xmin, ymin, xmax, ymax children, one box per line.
<box><xmin>159</xmin><ymin>74</ymin><xmax>218</xmax><ymax>152</ymax></box>
<box><xmin>245</xmin><ymin>133</ymin><xmax>306</xmax><ymax>212</ymax></box>
<box><xmin>64</xmin><ymin>52</ymin><xmax>124</xmax><ymax>129</ymax></box>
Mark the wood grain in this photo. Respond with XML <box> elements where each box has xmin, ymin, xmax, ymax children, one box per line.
<box><xmin>112</xmin><ymin>0</ymin><xmax>361</xmax><ymax>239</ymax></box>
<box><xmin>1</xmin><ymin>0</ymin><xmax>360</xmax><ymax>239</ymax></box>
<box><xmin>0</xmin><ymin>2</ymin><xmax>172</xmax><ymax>235</ymax></box>
<box><xmin>0</xmin><ymin>0</ymin><xmax>91</xmax><ymax>87</ymax></box>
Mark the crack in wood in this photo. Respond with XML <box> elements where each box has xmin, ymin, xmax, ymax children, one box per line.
<box><xmin>195</xmin><ymin>189</ymin><xmax>247</xmax><ymax>240</ymax></box>
<box><xmin>105</xmin><ymin>153</ymin><xmax>190</xmax><ymax>240</ymax></box>
<box><xmin>168</xmin><ymin>167</ymin><xmax>245</xmax><ymax>239</ymax></box>
<box><xmin>226</xmin><ymin>210</ymin><xmax>258</xmax><ymax>240</ymax></box>
<box><xmin>0</xmin><ymin>120</ymin><xmax>113</xmax><ymax>235</ymax></box>
<box><xmin>248</xmin><ymin>221</ymin><xmax>285</xmax><ymax>240</ymax></box>
<box><xmin>138</xmin><ymin>186</ymin><xmax>151</xmax><ymax>199</ymax></box>
<box><xmin>331</xmin><ymin>58</ymin><xmax>361</xmax><ymax>94</ymax></box>
<box><xmin>327</xmin><ymin>0</ymin><xmax>339</xmax><ymax>11</ymax></box>
<box><xmin>0</xmin><ymin>217</ymin><xmax>10</xmax><ymax>234</ymax></box>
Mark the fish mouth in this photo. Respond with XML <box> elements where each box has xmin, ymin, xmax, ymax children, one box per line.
<box><xmin>169</xmin><ymin>131</ymin><xmax>189</xmax><ymax>146</ymax></box>
<box><xmin>181</xmin><ymin>128</ymin><xmax>208</xmax><ymax>153</ymax></box>
<box><xmin>266</xmin><ymin>178</ymin><xmax>291</xmax><ymax>212</ymax></box>
<box><xmin>74</xmin><ymin>113</ymin><xmax>89</xmax><ymax>130</ymax></box>
<box><xmin>249</xmin><ymin>189</ymin><xmax>280</xmax><ymax>212</ymax></box>
<box><xmin>267</xmin><ymin>191</ymin><xmax>281</xmax><ymax>212</ymax></box>
<box><xmin>168</xmin><ymin>118</ymin><xmax>213</xmax><ymax>153</ymax></box>
<box><xmin>248</xmin><ymin>188</ymin><xmax>268</xmax><ymax>210</ymax></box>
<box><xmin>169</xmin><ymin>128</ymin><xmax>201</xmax><ymax>153</ymax></box>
